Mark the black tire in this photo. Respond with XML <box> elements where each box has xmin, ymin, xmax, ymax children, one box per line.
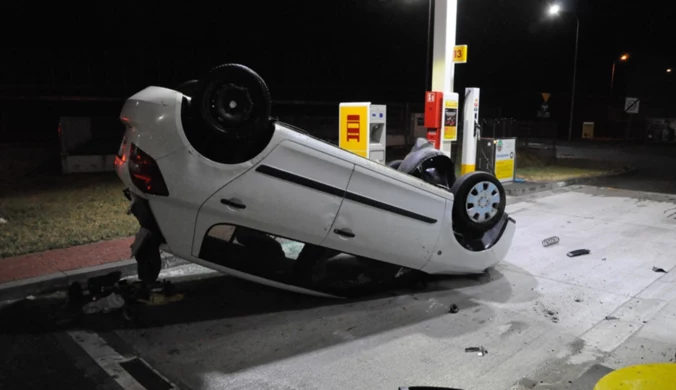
<box><xmin>387</xmin><ymin>159</ymin><xmax>403</xmax><ymax>170</ymax></box>
<box><xmin>191</xmin><ymin>63</ymin><xmax>272</xmax><ymax>142</ymax></box>
<box><xmin>175</xmin><ymin>79</ymin><xmax>198</xmax><ymax>96</ymax></box>
<box><xmin>450</xmin><ymin>171</ymin><xmax>506</xmax><ymax>235</ymax></box>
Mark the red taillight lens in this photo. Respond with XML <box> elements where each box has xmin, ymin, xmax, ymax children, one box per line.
<box><xmin>128</xmin><ymin>144</ymin><xmax>169</xmax><ymax>196</ymax></box>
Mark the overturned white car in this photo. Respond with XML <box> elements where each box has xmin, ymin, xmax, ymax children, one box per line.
<box><xmin>115</xmin><ymin>64</ymin><xmax>515</xmax><ymax>298</ymax></box>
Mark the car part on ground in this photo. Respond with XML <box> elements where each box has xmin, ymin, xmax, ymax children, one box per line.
<box><xmin>567</xmin><ymin>249</ymin><xmax>591</xmax><ymax>258</ymax></box>
<box><xmin>542</xmin><ymin>236</ymin><xmax>560</xmax><ymax>247</ymax></box>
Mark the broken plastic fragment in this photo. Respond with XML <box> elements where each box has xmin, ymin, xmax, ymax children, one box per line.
<box><xmin>542</xmin><ymin>236</ymin><xmax>560</xmax><ymax>247</ymax></box>
<box><xmin>465</xmin><ymin>346</ymin><xmax>488</xmax><ymax>356</ymax></box>
<box><xmin>82</xmin><ymin>293</ymin><xmax>125</xmax><ymax>314</ymax></box>
<box><xmin>138</xmin><ymin>292</ymin><xmax>184</xmax><ymax>306</ymax></box>
<box><xmin>567</xmin><ymin>249</ymin><xmax>591</xmax><ymax>257</ymax></box>
<box><xmin>605</xmin><ymin>316</ymin><xmax>619</xmax><ymax>321</ymax></box>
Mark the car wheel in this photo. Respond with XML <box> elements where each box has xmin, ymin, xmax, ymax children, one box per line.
<box><xmin>175</xmin><ymin>79</ymin><xmax>198</xmax><ymax>97</ymax></box>
<box><xmin>450</xmin><ymin>171</ymin><xmax>506</xmax><ymax>235</ymax></box>
<box><xmin>191</xmin><ymin>63</ymin><xmax>272</xmax><ymax>143</ymax></box>
<box><xmin>387</xmin><ymin>159</ymin><xmax>403</xmax><ymax>170</ymax></box>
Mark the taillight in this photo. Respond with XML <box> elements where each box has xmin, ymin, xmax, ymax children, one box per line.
<box><xmin>128</xmin><ymin>144</ymin><xmax>169</xmax><ymax>196</ymax></box>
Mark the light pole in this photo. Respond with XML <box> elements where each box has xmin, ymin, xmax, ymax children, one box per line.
<box><xmin>548</xmin><ymin>3</ymin><xmax>579</xmax><ymax>143</ymax></box>
<box><xmin>610</xmin><ymin>53</ymin><xmax>629</xmax><ymax>97</ymax></box>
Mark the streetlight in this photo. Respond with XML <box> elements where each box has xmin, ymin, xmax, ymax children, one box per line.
<box><xmin>547</xmin><ymin>3</ymin><xmax>580</xmax><ymax>143</ymax></box>
<box><xmin>610</xmin><ymin>53</ymin><xmax>630</xmax><ymax>97</ymax></box>
<box><xmin>548</xmin><ymin>4</ymin><xmax>561</xmax><ymax>15</ymax></box>
<box><xmin>668</xmin><ymin>68</ymin><xmax>672</xmax><ymax>73</ymax></box>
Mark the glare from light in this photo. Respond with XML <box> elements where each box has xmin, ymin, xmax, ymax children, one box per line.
<box><xmin>620</xmin><ymin>54</ymin><xmax>629</xmax><ymax>61</ymax></box>
<box><xmin>548</xmin><ymin>4</ymin><xmax>561</xmax><ymax>15</ymax></box>
<box><xmin>668</xmin><ymin>68</ymin><xmax>673</xmax><ymax>73</ymax></box>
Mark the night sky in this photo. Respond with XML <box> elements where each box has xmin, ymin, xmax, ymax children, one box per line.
<box><xmin>2</xmin><ymin>0</ymin><xmax>675</xmax><ymax>121</ymax></box>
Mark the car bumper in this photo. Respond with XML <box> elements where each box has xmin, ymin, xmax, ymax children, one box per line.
<box><xmin>421</xmin><ymin>214</ymin><xmax>516</xmax><ymax>275</ymax></box>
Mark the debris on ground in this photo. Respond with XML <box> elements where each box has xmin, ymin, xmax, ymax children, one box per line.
<box><xmin>605</xmin><ymin>316</ymin><xmax>619</xmax><ymax>321</ymax></box>
<box><xmin>83</xmin><ymin>292</ymin><xmax>125</xmax><ymax>314</ymax></box>
<box><xmin>25</xmin><ymin>295</ymin><xmax>35</xmax><ymax>300</ymax></box>
<box><xmin>534</xmin><ymin>301</ymin><xmax>560</xmax><ymax>323</ymax></box>
<box><xmin>567</xmin><ymin>249</ymin><xmax>591</xmax><ymax>258</ymax></box>
<box><xmin>68</xmin><ymin>282</ymin><xmax>84</xmax><ymax>304</ymax></box>
<box><xmin>449</xmin><ymin>304</ymin><xmax>459</xmax><ymax>314</ymax></box>
<box><xmin>137</xmin><ymin>292</ymin><xmax>184</xmax><ymax>306</ymax></box>
<box><xmin>399</xmin><ymin>387</ymin><xmax>463</xmax><ymax>390</ymax></box>
<box><xmin>542</xmin><ymin>236</ymin><xmax>560</xmax><ymax>247</ymax></box>
<box><xmin>87</xmin><ymin>271</ymin><xmax>122</xmax><ymax>296</ymax></box>
<box><xmin>602</xmin><ymin>257</ymin><xmax>607</xmax><ymax>261</ymax></box>
<box><xmin>0</xmin><ymin>217</ymin><xmax>7</xmax><ymax>224</ymax></box>
<box><xmin>574</xmin><ymin>298</ymin><xmax>583</xmax><ymax>303</ymax></box>
<box><xmin>465</xmin><ymin>346</ymin><xmax>488</xmax><ymax>356</ymax></box>
<box><xmin>652</xmin><ymin>266</ymin><xmax>668</xmax><ymax>273</ymax></box>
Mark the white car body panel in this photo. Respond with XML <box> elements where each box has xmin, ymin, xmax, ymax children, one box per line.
<box><xmin>194</xmin><ymin>139</ymin><xmax>355</xmax><ymax>256</ymax></box>
<box><xmin>322</xmin><ymin>164</ymin><xmax>447</xmax><ymax>270</ymax></box>
<box><xmin>116</xmin><ymin>86</ymin><xmax>515</xmax><ymax>296</ymax></box>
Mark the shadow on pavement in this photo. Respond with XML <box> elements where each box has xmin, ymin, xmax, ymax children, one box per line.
<box><xmin>0</xmin><ymin>268</ymin><xmax>510</xmax><ymax>334</ymax></box>
<box><xmin>0</xmin><ymin>265</ymin><xmax>534</xmax><ymax>387</ymax></box>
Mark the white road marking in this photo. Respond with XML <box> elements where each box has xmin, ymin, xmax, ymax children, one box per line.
<box><xmin>68</xmin><ymin>330</ymin><xmax>178</xmax><ymax>390</ymax></box>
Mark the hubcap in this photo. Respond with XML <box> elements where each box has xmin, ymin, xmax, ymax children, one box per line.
<box><xmin>210</xmin><ymin>83</ymin><xmax>253</xmax><ymax>125</ymax></box>
<box><xmin>465</xmin><ymin>181</ymin><xmax>501</xmax><ymax>223</ymax></box>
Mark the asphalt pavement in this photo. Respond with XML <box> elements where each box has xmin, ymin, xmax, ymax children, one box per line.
<box><xmin>2</xmin><ymin>181</ymin><xmax>676</xmax><ymax>390</ymax></box>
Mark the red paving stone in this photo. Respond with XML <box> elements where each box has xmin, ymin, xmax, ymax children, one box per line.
<box><xmin>0</xmin><ymin>237</ymin><xmax>134</xmax><ymax>284</ymax></box>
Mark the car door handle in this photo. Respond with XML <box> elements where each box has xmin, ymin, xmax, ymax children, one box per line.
<box><xmin>220</xmin><ymin>198</ymin><xmax>246</xmax><ymax>209</ymax></box>
<box><xmin>333</xmin><ymin>228</ymin><xmax>355</xmax><ymax>238</ymax></box>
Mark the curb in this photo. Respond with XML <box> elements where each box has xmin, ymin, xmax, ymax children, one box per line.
<box><xmin>505</xmin><ymin>167</ymin><xmax>638</xmax><ymax>196</ymax></box>
<box><xmin>0</xmin><ymin>253</ymin><xmax>188</xmax><ymax>303</ymax></box>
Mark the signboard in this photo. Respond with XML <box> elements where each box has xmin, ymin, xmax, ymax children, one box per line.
<box><xmin>412</xmin><ymin>113</ymin><xmax>426</xmax><ymax>138</ymax></box>
<box><xmin>453</xmin><ymin>45</ymin><xmax>468</xmax><ymax>63</ymax></box>
<box><xmin>443</xmin><ymin>99</ymin><xmax>458</xmax><ymax>140</ymax></box>
<box><xmin>624</xmin><ymin>97</ymin><xmax>639</xmax><ymax>114</ymax></box>
<box><xmin>494</xmin><ymin>138</ymin><xmax>516</xmax><ymax>183</ymax></box>
<box><xmin>339</xmin><ymin>103</ymin><xmax>369</xmax><ymax>158</ymax></box>
<box><xmin>537</xmin><ymin>92</ymin><xmax>551</xmax><ymax>118</ymax></box>
<box><xmin>541</xmin><ymin>92</ymin><xmax>551</xmax><ymax>103</ymax></box>
<box><xmin>582</xmin><ymin>122</ymin><xmax>594</xmax><ymax>139</ymax></box>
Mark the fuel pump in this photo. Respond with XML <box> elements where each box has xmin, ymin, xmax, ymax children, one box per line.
<box><xmin>460</xmin><ymin>87</ymin><xmax>480</xmax><ymax>174</ymax></box>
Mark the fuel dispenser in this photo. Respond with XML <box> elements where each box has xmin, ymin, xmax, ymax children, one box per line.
<box><xmin>338</xmin><ymin>102</ymin><xmax>387</xmax><ymax>164</ymax></box>
<box><xmin>424</xmin><ymin>91</ymin><xmax>458</xmax><ymax>158</ymax></box>
<box><xmin>468</xmin><ymin>87</ymin><xmax>516</xmax><ymax>183</ymax></box>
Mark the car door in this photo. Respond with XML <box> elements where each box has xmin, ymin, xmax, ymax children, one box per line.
<box><xmin>193</xmin><ymin>140</ymin><xmax>355</xmax><ymax>256</ymax></box>
<box><xmin>321</xmin><ymin>163</ymin><xmax>447</xmax><ymax>270</ymax></box>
